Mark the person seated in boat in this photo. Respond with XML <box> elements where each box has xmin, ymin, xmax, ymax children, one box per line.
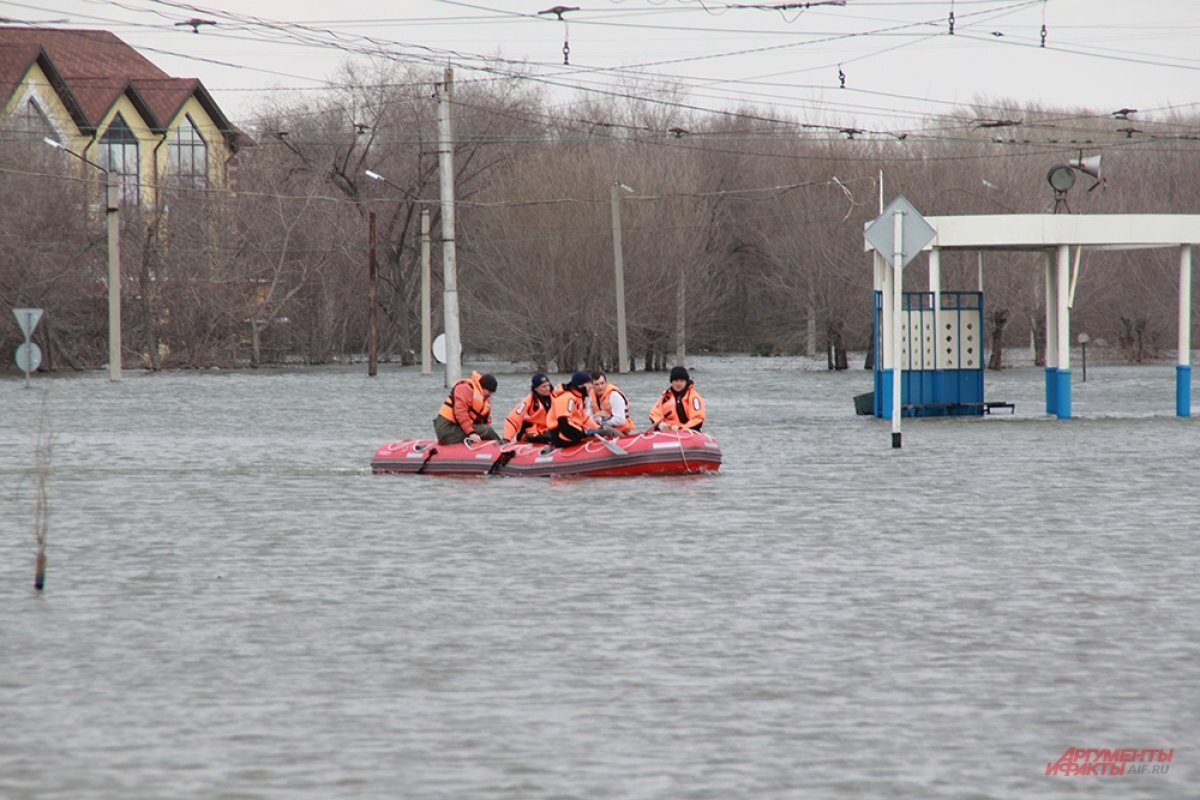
<box><xmin>590</xmin><ymin>369</ymin><xmax>635</xmax><ymax>435</ymax></box>
<box><xmin>649</xmin><ymin>365</ymin><xmax>706</xmax><ymax>432</ymax></box>
<box><xmin>502</xmin><ymin>371</ymin><xmax>560</xmax><ymax>444</ymax></box>
<box><xmin>547</xmin><ymin>370</ymin><xmax>611</xmax><ymax>447</ymax></box>
<box><xmin>434</xmin><ymin>371</ymin><xmax>502</xmax><ymax>445</ymax></box>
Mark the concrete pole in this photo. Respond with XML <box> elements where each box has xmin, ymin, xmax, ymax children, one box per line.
<box><xmin>436</xmin><ymin>68</ymin><xmax>462</xmax><ymax>386</ymax></box>
<box><xmin>421</xmin><ymin>209</ymin><xmax>432</xmax><ymax>375</ymax></box>
<box><xmin>675</xmin><ymin>264</ymin><xmax>686</xmax><ymax>367</ymax></box>
<box><xmin>367</xmin><ymin>211</ymin><xmax>378</xmax><ymax>377</ymax></box>
<box><xmin>105</xmin><ymin>170</ymin><xmax>121</xmax><ymax>382</ymax></box>
<box><xmin>609</xmin><ymin>181</ymin><xmax>630</xmax><ymax>373</ymax></box>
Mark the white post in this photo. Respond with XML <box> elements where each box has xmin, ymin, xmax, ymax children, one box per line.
<box><xmin>610</xmin><ymin>181</ymin><xmax>630</xmax><ymax>373</ymax></box>
<box><xmin>105</xmin><ymin>170</ymin><xmax>122</xmax><ymax>382</ymax></box>
<box><xmin>928</xmin><ymin>247</ymin><xmax>941</xmax><ymax>308</ymax></box>
<box><xmin>891</xmin><ymin>210</ymin><xmax>904</xmax><ymax>447</ymax></box>
<box><xmin>928</xmin><ymin>247</ymin><xmax>941</xmax><ymax>356</ymax></box>
<box><xmin>436</xmin><ymin>67</ymin><xmax>462</xmax><ymax>386</ymax></box>
<box><xmin>420</xmin><ymin>208</ymin><xmax>431</xmax><ymax>375</ymax></box>
<box><xmin>1178</xmin><ymin>246</ymin><xmax>1192</xmax><ymax>367</ymax></box>
<box><xmin>1044</xmin><ymin>250</ymin><xmax>1058</xmax><ymax>370</ymax></box>
<box><xmin>1056</xmin><ymin>244</ymin><xmax>1071</xmax><ymax>372</ymax></box>
<box><xmin>1179</xmin><ymin>246</ymin><xmax>1192</xmax><ymax>417</ymax></box>
<box><xmin>879</xmin><ymin>251</ymin><xmax>892</xmax><ymax>369</ymax></box>
<box><xmin>1056</xmin><ymin>243</ymin><xmax>1072</xmax><ymax>419</ymax></box>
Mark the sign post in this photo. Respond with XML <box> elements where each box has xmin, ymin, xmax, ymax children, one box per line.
<box><xmin>864</xmin><ymin>197</ymin><xmax>936</xmax><ymax>448</ymax></box>
<box><xmin>13</xmin><ymin>308</ymin><xmax>44</xmax><ymax>389</ymax></box>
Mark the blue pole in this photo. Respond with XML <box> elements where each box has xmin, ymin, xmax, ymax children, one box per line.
<box><xmin>879</xmin><ymin>369</ymin><xmax>895</xmax><ymax>419</ymax></box>
<box><xmin>1044</xmin><ymin>367</ymin><xmax>1057</xmax><ymax>415</ymax></box>
<box><xmin>1055</xmin><ymin>368</ymin><xmax>1072</xmax><ymax>419</ymax></box>
<box><xmin>1177</xmin><ymin>364</ymin><xmax>1191</xmax><ymax>417</ymax></box>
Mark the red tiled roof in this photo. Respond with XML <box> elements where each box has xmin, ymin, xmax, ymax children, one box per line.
<box><xmin>0</xmin><ymin>27</ymin><xmax>239</xmax><ymax>138</ymax></box>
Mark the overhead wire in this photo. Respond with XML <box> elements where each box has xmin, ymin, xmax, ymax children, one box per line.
<box><xmin>16</xmin><ymin>0</ymin><xmax>1197</xmax><ymax>142</ymax></box>
<box><xmin>9</xmin><ymin>0</ymin><xmax>1200</xmax><ymax>159</ymax></box>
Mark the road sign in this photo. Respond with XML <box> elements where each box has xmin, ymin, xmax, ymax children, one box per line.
<box><xmin>16</xmin><ymin>342</ymin><xmax>42</xmax><ymax>372</ymax></box>
<box><xmin>864</xmin><ymin>196</ymin><xmax>936</xmax><ymax>268</ymax></box>
<box><xmin>13</xmin><ymin>307</ymin><xmax>43</xmax><ymax>338</ymax></box>
<box><xmin>432</xmin><ymin>333</ymin><xmax>447</xmax><ymax>364</ymax></box>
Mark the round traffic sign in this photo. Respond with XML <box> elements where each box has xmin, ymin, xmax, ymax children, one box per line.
<box><xmin>432</xmin><ymin>333</ymin><xmax>446</xmax><ymax>365</ymax></box>
<box><xmin>16</xmin><ymin>342</ymin><xmax>42</xmax><ymax>372</ymax></box>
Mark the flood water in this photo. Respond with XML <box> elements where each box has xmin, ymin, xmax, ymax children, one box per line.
<box><xmin>2</xmin><ymin>356</ymin><xmax>1196</xmax><ymax>799</ymax></box>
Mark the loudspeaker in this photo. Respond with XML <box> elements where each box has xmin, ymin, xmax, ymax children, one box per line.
<box><xmin>1069</xmin><ymin>154</ymin><xmax>1102</xmax><ymax>179</ymax></box>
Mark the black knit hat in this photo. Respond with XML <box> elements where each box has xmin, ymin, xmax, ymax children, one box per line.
<box><xmin>531</xmin><ymin>371</ymin><xmax>550</xmax><ymax>390</ymax></box>
<box><xmin>669</xmin><ymin>366</ymin><xmax>690</xmax><ymax>382</ymax></box>
<box><xmin>569</xmin><ymin>370</ymin><xmax>592</xmax><ymax>388</ymax></box>
<box><xmin>479</xmin><ymin>373</ymin><xmax>498</xmax><ymax>392</ymax></box>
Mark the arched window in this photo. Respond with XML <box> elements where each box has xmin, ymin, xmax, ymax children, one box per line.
<box><xmin>99</xmin><ymin>114</ymin><xmax>140</xmax><ymax>203</ymax></box>
<box><xmin>168</xmin><ymin>115</ymin><xmax>208</xmax><ymax>187</ymax></box>
<box><xmin>9</xmin><ymin>97</ymin><xmax>54</xmax><ymax>140</ymax></box>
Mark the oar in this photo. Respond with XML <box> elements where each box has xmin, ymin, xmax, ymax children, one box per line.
<box><xmin>595</xmin><ymin>435</ymin><xmax>627</xmax><ymax>456</ymax></box>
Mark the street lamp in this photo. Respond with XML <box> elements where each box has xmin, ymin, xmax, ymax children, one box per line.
<box><xmin>1078</xmin><ymin>332</ymin><xmax>1090</xmax><ymax>382</ymax></box>
<box><xmin>610</xmin><ymin>180</ymin><xmax>634</xmax><ymax>373</ymax></box>
<box><xmin>365</xmin><ymin>169</ymin><xmax>432</xmax><ymax>376</ymax></box>
<box><xmin>44</xmin><ymin>136</ymin><xmax>122</xmax><ymax>381</ymax></box>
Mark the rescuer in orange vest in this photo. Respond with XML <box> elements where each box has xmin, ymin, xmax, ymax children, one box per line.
<box><xmin>590</xmin><ymin>369</ymin><xmax>635</xmax><ymax>434</ymax></box>
<box><xmin>546</xmin><ymin>370</ymin><xmax>604</xmax><ymax>448</ymax></box>
<box><xmin>434</xmin><ymin>371</ymin><xmax>502</xmax><ymax>445</ymax></box>
<box><xmin>649</xmin><ymin>365</ymin><xmax>706</xmax><ymax>431</ymax></box>
<box><xmin>502</xmin><ymin>371</ymin><xmax>560</xmax><ymax>443</ymax></box>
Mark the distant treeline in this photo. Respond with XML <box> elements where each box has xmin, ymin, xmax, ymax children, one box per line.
<box><xmin>3</xmin><ymin>62</ymin><xmax>1199</xmax><ymax>372</ymax></box>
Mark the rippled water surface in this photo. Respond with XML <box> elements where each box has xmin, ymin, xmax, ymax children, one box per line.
<box><xmin>2</xmin><ymin>357</ymin><xmax>1196</xmax><ymax>799</ymax></box>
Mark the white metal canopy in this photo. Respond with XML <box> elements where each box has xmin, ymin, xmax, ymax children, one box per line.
<box><xmin>866</xmin><ymin>213</ymin><xmax>1200</xmax><ymax>420</ymax></box>
<box><xmin>921</xmin><ymin>214</ymin><xmax>1200</xmax><ymax>252</ymax></box>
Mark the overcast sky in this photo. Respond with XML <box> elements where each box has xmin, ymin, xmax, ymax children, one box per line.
<box><xmin>6</xmin><ymin>0</ymin><xmax>1199</xmax><ymax>129</ymax></box>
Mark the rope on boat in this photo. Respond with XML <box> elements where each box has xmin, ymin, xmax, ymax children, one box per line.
<box><xmin>676</xmin><ymin>427</ymin><xmax>691</xmax><ymax>473</ymax></box>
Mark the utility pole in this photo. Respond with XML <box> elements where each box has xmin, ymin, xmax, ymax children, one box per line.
<box><xmin>609</xmin><ymin>181</ymin><xmax>631</xmax><ymax>373</ymax></box>
<box><xmin>367</xmin><ymin>211</ymin><xmax>378</xmax><ymax>377</ymax></box>
<box><xmin>675</xmin><ymin>263</ymin><xmax>686</xmax><ymax>368</ymax></box>
<box><xmin>421</xmin><ymin>208</ymin><xmax>432</xmax><ymax>375</ymax></box>
<box><xmin>105</xmin><ymin>170</ymin><xmax>122</xmax><ymax>381</ymax></box>
<box><xmin>435</xmin><ymin>67</ymin><xmax>462</xmax><ymax>386</ymax></box>
<box><xmin>45</xmin><ymin>138</ymin><xmax>122</xmax><ymax>380</ymax></box>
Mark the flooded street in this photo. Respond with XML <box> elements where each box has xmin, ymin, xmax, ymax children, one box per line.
<box><xmin>2</xmin><ymin>357</ymin><xmax>1195</xmax><ymax>798</ymax></box>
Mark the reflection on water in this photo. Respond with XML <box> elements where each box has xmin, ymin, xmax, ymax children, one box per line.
<box><xmin>1</xmin><ymin>358</ymin><xmax>1196</xmax><ymax>798</ymax></box>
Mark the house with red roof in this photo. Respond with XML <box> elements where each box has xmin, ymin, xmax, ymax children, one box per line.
<box><xmin>0</xmin><ymin>27</ymin><xmax>248</xmax><ymax>204</ymax></box>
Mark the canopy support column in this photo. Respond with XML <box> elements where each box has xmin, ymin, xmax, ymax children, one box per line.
<box><xmin>877</xmin><ymin>251</ymin><xmax>893</xmax><ymax>418</ymax></box>
<box><xmin>1178</xmin><ymin>245</ymin><xmax>1192</xmax><ymax>417</ymax></box>
<box><xmin>1055</xmin><ymin>244</ymin><xmax>1072</xmax><ymax>419</ymax></box>
<box><xmin>1044</xmin><ymin>249</ymin><xmax>1058</xmax><ymax>415</ymax></box>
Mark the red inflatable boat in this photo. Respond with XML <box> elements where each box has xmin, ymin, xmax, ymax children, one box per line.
<box><xmin>371</xmin><ymin>429</ymin><xmax>721</xmax><ymax>478</ymax></box>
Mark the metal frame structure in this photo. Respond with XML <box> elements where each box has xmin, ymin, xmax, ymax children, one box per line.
<box><xmin>869</xmin><ymin>214</ymin><xmax>1200</xmax><ymax>419</ymax></box>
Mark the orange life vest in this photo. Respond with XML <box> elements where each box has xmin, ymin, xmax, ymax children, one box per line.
<box><xmin>438</xmin><ymin>371</ymin><xmax>492</xmax><ymax>428</ymax></box>
<box><xmin>649</xmin><ymin>383</ymin><xmax>705</xmax><ymax>430</ymax></box>
<box><xmin>545</xmin><ymin>387</ymin><xmax>596</xmax><ymax>435</ymax></box>
<box><xmin>503</xmin><ymin>387</ymin><xmax>560</xmax><ymax>441</ymax></box>
<box><xmin>593</xmin><ymin>383</ymin><xmax>636</xmax><ymax>434</ymax></box>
